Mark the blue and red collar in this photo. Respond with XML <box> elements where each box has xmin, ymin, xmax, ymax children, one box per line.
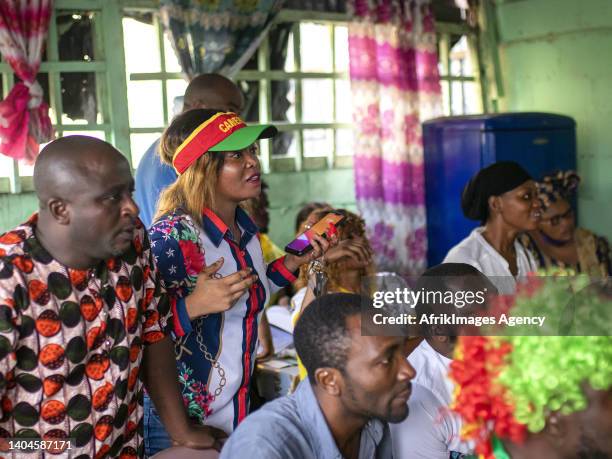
<box><xmin>202</xmin><ymin>207</ymin><xmax>258</xmax><ymax>248</ymax></box>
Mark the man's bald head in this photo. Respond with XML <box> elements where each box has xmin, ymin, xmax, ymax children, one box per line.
<box><xmin>33</xmin><ymin>135</ymin><xmax>138</xmax><ymax>267</ymax></box>
<box><xmin>183</xmin><ymin>73</ymin><xmax>244</xmax><ymax>114</ymax></box>
<box><xmin>34</xmin><ymin>135</ymin><xmax>129</xmax><ymax>204</ymax></box>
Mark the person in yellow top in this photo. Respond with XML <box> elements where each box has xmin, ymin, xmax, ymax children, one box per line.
<box><xmin>290</xmin><ymin>208</ymin><xmax>374</xmax><ymax>379</ymax></box>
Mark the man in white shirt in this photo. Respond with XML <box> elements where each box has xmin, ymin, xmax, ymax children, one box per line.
<box><xmin>391</xmin><ymin>263</ymin><xmax>497</xmax><ymax>459</ymax></box>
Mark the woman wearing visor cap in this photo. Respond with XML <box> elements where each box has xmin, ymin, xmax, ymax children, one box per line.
<box><xmin>145</xmin><ymin>109</ymin><xmax>334</xmax><ymax>455</ymax></box>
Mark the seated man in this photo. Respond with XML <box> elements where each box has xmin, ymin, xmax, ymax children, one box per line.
<box><xmin>220</xmin><ymin>292</ymin><xmax>415</xmax><ymax>459</ymax></box>
<box><xmin>0</xmin><ymin>136</ymin><xmax>224</xmax><ymax>457</ymax></box>
<box><xmin>391</xmin><ymin>263</ymin><xmax>497</xmax><ymax>459</ymax></box>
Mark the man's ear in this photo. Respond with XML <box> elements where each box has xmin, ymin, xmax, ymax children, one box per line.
<box><xmin>314</xmin><ymin>367</ymin><xmax>342</xmax><ymax>397</ymax></box>
<box><xmin>48</xmin><ymin>198</ymin><xmax>70</xmax><ymax>225</ymax></box>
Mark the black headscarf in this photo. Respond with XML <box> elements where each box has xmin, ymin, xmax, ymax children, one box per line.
<box><xmin>461</xmin><ymin>161</ymin><xmax>532</xmax><ymax>222</ymax></box>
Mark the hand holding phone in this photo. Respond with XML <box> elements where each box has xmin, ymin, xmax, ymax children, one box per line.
<box><xmin>285</xmin><ymin>212</ymin><xmax>345</xmax><ymax>256</ymax></box>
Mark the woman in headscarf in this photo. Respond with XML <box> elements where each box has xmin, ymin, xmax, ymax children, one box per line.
<box><xmin>519</xmin><ymin>170</ymin><xmax>611</xmax><ymax>276</ymax></box>
<box><xmin>443</xmin><ymin>161</ymin><xmax>541</xmax><ymax>293</ymax></box>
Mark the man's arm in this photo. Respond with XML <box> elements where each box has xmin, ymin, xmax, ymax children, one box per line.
<box><xmin>141</xmin><ymin>336</ymin><xmax>227</xmax><ymax>450</ymax></box>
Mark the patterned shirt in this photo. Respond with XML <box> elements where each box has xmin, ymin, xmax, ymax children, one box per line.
<box><xmin>149</xmin><ymin>207</ymin><xmax>296</xmax><ymax>434</ymax></box>
<box><xmin>0</xmin><ymin>214</ymin><xmax>171</xmax><ymax>458</ymax></box>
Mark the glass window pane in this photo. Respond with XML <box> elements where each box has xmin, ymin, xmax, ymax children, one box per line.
<box><xmin>300</xmin><ymin>23</ymin><xmax>333</xmax><ymax>72</ymax></box>
<box><xmin>334</xmin><ymin>25</ymin><xmax>349</xmax><ymax>72</ymax></box>
<box><xmin>272</xmin><ymin>131</ymin><xmax>297</xmax><ymax>157</ymax></box>
<box><xmin>127</xmin><ymin>80</ymin><xmax>164</xmax><ymax>128</ymax></box>
<box><xmin>48</xmin><ymin>106</ymin><xmax>59</xmax><ymax>126</ymax></box>
<box><xmin>270</xmin><ymin>80</ymin><xmax>294</xmax><ymax>124</ymax></box>
<box><xmin>60</xmin><ymin>131</ymin><xmax>106</xmax><ymax>139</ymax></box>
<box><xmin>0</xmin><ymin>155</ymin><xmax>14</xmax><ymax>178</ymax></box>
<box><xmin>284</xmin><ymin>30</ymin><xmax>296</xmax><ymax>72</ymax></box>
<box><xmin>451</xmin><ymin>81</ymin><xmax>463</xmax><ymax>115</ymax></box>
<box><xmin>131</xmin><ymin>133</ymin><xmax>162</xmax><ymax>168</ymax></box>
<box><xmin>30</xmin><ymin>73</ymin><xmax>53</xmax><ymax>122</ymax></box>
<box><xmin>286</xmin><ymin>80</ymin><xmax>296</xmax><ymax>123</ymax></box>
<box><xmin>303</xmin><ymin>129</ymin><xmax>333</xmax><ymax>157</ymax></box>
<box><xmin>123</xmin><ymin>17</ymin><xmax>161</xmax><ymax>73</ymax></box>
<box><xmin>60</xmin><ymin>72</ymin><xmax>101</xmax><ymax>125</ymax></box>
<box><xmin>442</xmin><ymin>81</ymin><xmax>450</xmax><ymax>116</ymax></box>
<box><xmin>302</xmin><ymin>79</ymin><xmax>333</xmax><ymax>123</ymax></box>
<box><xmin>336</xmin><ymin>128</ymin><xmax>354</xmax><ymax>156</ymax></box>
<box><xmin>57</xmin><ymin>11</ymin><xmax>98</xmax><ymax>61</ymax></box>
<box><xmin>238</xmin><ymin>80</ymin><xmax>259</xmax><ymax>122</ymax></box>
<box><xmin>18</xmin><ymin>162</ymin><xmax>34</xmax><ymax>177</ymax></box>
<box><xmin>450</xmin><ymin>58</ymin><xmax>464</xmax><ymax>78</ymax></box>
<box><xmin>163</xmin><ymin>31</ymin><xmax>182</xmax><ymax>73</ymax></box>
<box><xmin>450</xmin><ymin>35</ymin><xmax>473</xmax><ymax>77</ymax></box>
<box><xmin>335</xmin><ymin>79</ymin><xmax>352</xmax><ymax>123</ymax></box>
<box><xmin>462</xmin><ymin>81</ymin><xmax>481</xmax><ymax>115</ymax></box>
<box><xmin>166</xmin><ymin>79</ymin><xmax>188</xmax><ymax>119</ymax></box>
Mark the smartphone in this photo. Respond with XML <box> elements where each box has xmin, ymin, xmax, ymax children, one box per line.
<box><xmin>285</xmin><ymin>212</ymin><xmax>345</xmax><ymax>256</ymax></box>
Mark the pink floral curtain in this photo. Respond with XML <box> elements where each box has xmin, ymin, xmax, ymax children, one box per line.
<box><xmin>348</xmin><ymin>0</ymin><xmax>442</xmax><ymax>275</ymax></box>
<box><xmin>0</xmin><ymin>0</ymin><xmax>54</xmax><ymax>162</ymax></box>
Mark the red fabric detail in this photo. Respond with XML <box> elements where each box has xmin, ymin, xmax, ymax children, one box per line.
<box><xmin>178</xmin><ymin>239</ymin><xmax>205</xmax><ymax>276</ymax></box>
<box><xmin>202</xmin><ymin>208</ymin><xmax>229</xmax><ymax>235</ymax></box>
<box><xmin>227</xmin><ymin>239</ymin><xmax>257</xmax><ymax>423</ymax></box>
<box><xmin>0</xmin><ymin>1</ymin><xmax>54</xmax><ymax>161</ymax></box>
<box><xmin>173</xmin><ymin>113</ymin><xmax>247</xmax><ymax>173</ymax></box>
<box><xmin>271</xmin><ymin>256</ymin><xmax>297</xmax><ymax>282</ymax></box>
<box><xmin>170</xmin><ymin>296</ymin><xmax>185</xmax><ymax>337</ymax></box>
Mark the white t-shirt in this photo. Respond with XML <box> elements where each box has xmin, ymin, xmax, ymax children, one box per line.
<box><xmin>443</xmin><ymin>227</ymin><xmax>538</xmax><ymax>294</ymax></box>
<box><xmin>391</xmin><ymin>340</ymin><xmax>472</xmax><ymax>459</ymax></box>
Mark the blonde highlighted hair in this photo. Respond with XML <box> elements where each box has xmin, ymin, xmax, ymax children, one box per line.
<box><xmin>154</xmin><ymin>108</ymin><xmax>226</xmax><ymax>223</ymax></box>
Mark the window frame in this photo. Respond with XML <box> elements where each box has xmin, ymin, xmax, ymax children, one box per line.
<box><xmin>243</xmin><ymin>10</ymin><xmax>355</xmax><ymax>173</ymax></box>
<box><xmin>0</xmin><ymin>1</ymin><xmax>485</xmax><ymax>194</ymax></box>
<box><xmin>0</xmin><ymin>0</ymin><xmax>130</xmax><ymax>194</ymax></box>
<box><xmin>124</xmin><ymin>8</ymin><xmax>355</xmax><ymax>174</ymax></box>
<box><xmin>437</xmin><ymin>23</ymin><xmax>484</xmax><ymax>116</ymax></box>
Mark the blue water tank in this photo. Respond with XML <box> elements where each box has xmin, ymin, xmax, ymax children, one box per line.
<box><xmin>423</xmin><ymin>112</ymin><xmax>576</xmax><ymax>267</ymax></box>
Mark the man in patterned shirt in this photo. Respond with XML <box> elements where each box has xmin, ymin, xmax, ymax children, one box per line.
<box><xmin>0</xmin><ymin>136</ymin><xmax>225</xmax><ymax>457</ymax></box>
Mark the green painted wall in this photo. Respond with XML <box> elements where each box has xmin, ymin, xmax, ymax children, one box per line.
<box><xmin>0</xmin><ymin>193</ymin><xmax>38</xmax><ymax>231</ymax></box>
<box><xmin>265</xmin><ymin>168</ymin><xmax>356</xmax><ymax>247</ymax></box>
<box><xmin>0</xmin><ymin>170</ymin><xmax>357</xmax><ymax>247</ymax></box>
<box><xmin>494</xmin><ymin>0</ymin><xmax>612</xmax><ymax>239</ymax></box>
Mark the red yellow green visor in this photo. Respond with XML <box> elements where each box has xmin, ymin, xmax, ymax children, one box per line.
<box><xmin>172</xmin><ymin>111</ymin><xmax>277</xmax><ymax>174</ymax></box>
